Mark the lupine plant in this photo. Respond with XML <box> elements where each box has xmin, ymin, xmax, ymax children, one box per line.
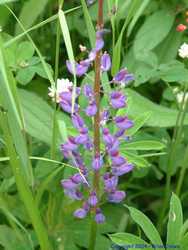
<box><xmin>50</xmin><ymin>12</ymin><xmax>134</xmax><ymax>226</ymax></box>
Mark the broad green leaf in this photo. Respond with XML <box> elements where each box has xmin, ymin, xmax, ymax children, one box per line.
<box><xmin>18</xmin><ymin>89</ymin><xmax>67</xmax><ymax>145</ymax></box>
<box><xmin>134</xmin><ymin>10</ymin><xmax>175</xmax><ymax>54</ymax></box>
<box><xmin>126</xmin><ymin>206</ymin><xmax>163</xmax><ymax>249</ymax></box>
<box><xmin>167</xmin><ymin>193</ymin><xmax>183</xmax><ymax>246</ymax></box>
<box><xmin>109</xmin><ymin>233</ymin><xmax>151</xmax><ymax>250</ymax></box>
<box><xmin>15</xmin><ymin>0</ymin><xmax>50</xmax><ymax>34</ymax></box>
<box><xmin>122</xmin><ymin>140</ymin><xmax>165</xmax><ymax>151</ymax></box>
<box><xmin>80</xmin><ymin>0</ymin><xmax>95</xmax><ymax>47</ymax></box>
<box><xmin>16</xmin><ymin>41</ymin><xmax>35</xmax><ymax>62</ymax></box>
<box><xmin>16</xmin><ymin>67</ymin><xmax>36</xmax><ymax>85</ymax></box>
<box><xmin>126</xmin><ymin>89</ymin><xmax>188</xmax><ymax>127</ymax></box>
<box><xmin>126</xmin><ymin>112</ymin><xmax>151</xmax><ymax>136</ymax></box>
<box><xmin>181</xmin><ymin>234</ymin><xmax>188</xmax><ymax>250</ymax></box>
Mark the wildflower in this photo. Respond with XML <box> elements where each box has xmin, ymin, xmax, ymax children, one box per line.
<box><xmin>95</xmin><ymin>208</ymin><xmax>105</xmax><ymax>224</ymax></box>
<box><xmin>176</xmin><ymin>24</ymin><xmax>187</xmax><ymax>32</ymax></box>
<box><xmin>110</xmin><ymin>91</ymin><xmax>127</xmax><ymax>109</ymax></box>
<box><xmin>74</xmin><ymin>208</ymin><xmax>87</xmax><ymax>219</ymax></box>
<box><xmin>178</xmin><ymin>43</ymin><xmax>188</xmax><ymax>58</ymax></box>
<box><xmin>48</xmin><ymin>78</ymin><xmax>73</xmax><ymax>103</ymax></box>
<box><xmin>113</xmin><ymin>69</ymin><xmax>134</xmax><ymax>86</ymax></box>
<box><xmin>92</xmin><ymin>154</ymin><xmax>103</xmax><ymax>171</ymax></box>
<box><xmin>108</xmin><ymin>190</ymin><xmax>126</xmax><ymax>203</ymax></box>
<box><xmin>88</xmin><ymin>191</ymin><xmax>98</xmax><ymax>206</ymax></box>
<box><xmin>101</xmin><ymin>52</ymin><xmax>111</xmax><ymax>72</ymax></box>
<box><xmin>66</xmin><ymin>60</ymin><xmax>90</xmax><ymax>77</ymax></box>
<box><xmin>114</xmin><ymin>116</ymin><xmax>134</xmax><ymax>130</ymax></box>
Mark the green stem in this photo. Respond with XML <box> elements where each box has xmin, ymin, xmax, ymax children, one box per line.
<box><xmin>0</xmin><ymin>111</ymin><xmax>52</xmax><ymax>250</ymax></box>
<box><xmin>176</xmin><ymin>145</ymin><xmax>188</xmax><ymax>196</ymax></box>
<box><xmin>50</xmin><ymin>2</ymin><xmax>62</xmax><ymax>159</ymax></box>
<box><xmin>88</xmin><ymin>1</ymin><xmax>104</xmax><ymax>250</ymax></box>
<box><xmin>157</xmin><ymin>85</ymin><xmax>188</xmax><ymax>232</ymax></box>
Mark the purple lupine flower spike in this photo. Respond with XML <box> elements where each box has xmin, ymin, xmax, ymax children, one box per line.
<box><xmin>110</xmin><ymin>91</ymin><xmax>127</xmax><ymax>109</ymax></box>
<box><xmin>64</xmin><ymin>189</ymin><xmax>83</xmax><ymax>200</ymax></box>
<box><xmin>75</xmin><ymin>127</ymin><xmax>89</xmax><ymax>144</ymax></box>
<box><xmin>101</xmin><ymin>52</ymin><xmax>111</xmax><ymax>72</ymax></box>
<box><xmin>108</xmin><ymin>190</ymin><xmax>126</xmax><ymax>203</ymax></box>
<box><xmin>66</xmin><ymin>60</ymin><xmax>90</xmax><ymax>77</ymax></box>
<box><xmin>110</xmin><ymin>151</ymin><xmax>126</xmax><ymax>166</ymax></box>
<box><xmin>100</xmin><ymin>110</ymin><xmax>110</xmax><ymax>126</ymax></box>
<box><xmin>103</xmin><ymin>173</ymin><xmax>118</xmax><ymax>192</ymax></box>
<box><xmin>61</xmin><ymin>136</ymin><xmax>78</xmax><ymax>152</ymax></box>
<box><xmin>114</xmin><ymin>116</ymin><xmax>134</xmax><ymax>130</ymax></box>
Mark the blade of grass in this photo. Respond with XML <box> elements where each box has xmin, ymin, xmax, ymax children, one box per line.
<box><xmin>0</xmin><ymin>110</ymin><xmax>52</xmax><ymax>250</ymax></box>
<box><xmin>80</xmin><ymin>0</ymin><xmax>95</xmax><ymax>47</ymax></box>
<box><xmin>0</xmin><ymin>35</ymin><xmax>33</xmax><ymax>185</ymax></box>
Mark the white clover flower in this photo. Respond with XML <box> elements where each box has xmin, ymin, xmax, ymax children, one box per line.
<box><xmin>48</xmin><ymin>78</ymin><xmax>73</xmax><ymax>103</ymax></box>
<box><xmin>178</xmin><ymin>43</ymin><xmax>188</xmax><ymax>58</ymax></box>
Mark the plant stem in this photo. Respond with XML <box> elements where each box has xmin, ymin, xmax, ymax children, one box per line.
<box><xmin>89</xmin><ymin>1</ymin><xmax>104</xmax><ymax>250</ymax></box>
<box><xmin>157</xmin><ymin>85</ymin><xmax>188</xmax><ymax>232</ymax></box>
<box><xmin>50</xmin><ymin>2</ymin><xmax>62</xmax><ymax>159</ymax></box>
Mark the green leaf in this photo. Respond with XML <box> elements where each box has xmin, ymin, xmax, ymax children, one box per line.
<box><xmin>167</xmin><ymin>193</ymin><xmax>183</xmax><ymax>246</ymax></box>
<box><xmin>80</xmin><ymin>0</ymin><xmax>95</xmax><ymax>47</ymax></box>
<box><xmin>109</xmin><ymin>233</ymin><xmax>151</xmax><ymax>250</ymax></box>
<box><xmin>126</xmin><ymin>112</ymin><xmax>151</xmax><ymax>136</ymax></box>
<box><xmin>134</xmin><ymin>10</ymin><xmax>175</xmax><ymax>54</ymax></box>
<box><xmin>122</xmin><ymin>151</ymin><xmax>149</xmax><ymax>168</ymax></box>
<box><xmin>126</xmin><ymin>206</ymin><xmax>163</xmax><ymax>249</ymax></box>
<box><xmin>123</xmin><ymin>140</ymin><xmax>166</xmax><ymax>151</ymax></box>
<box><xmin>15</xmin><ymin>0</ymin><xmax>50</xmax><ymax>34</ymax></box>
<box><xmin>0</xmin><ymin>0</ymin><xmax>17</xmax><ymax>3</ymax></box>
<box><xmin>16</xmin><ymin>67</ymin><xmax>36</xmax><ymax>85</ymax></box>
<box><xmin>18</xmin><ymin>89</ymin><xmax>58</xmax><ymax>145</ymax></box>
<box><xmin>16</xmin><ymin>41</ymin><xmax>35</xmax><ymax>62</ymax></box>
<box><xmin>126</xmin><ymin>89</ymin><xmax>188</xmax><ymax>127</ymax></box>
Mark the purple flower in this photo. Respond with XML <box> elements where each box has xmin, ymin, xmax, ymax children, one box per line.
<box><xmin>85</xmin><ymin>139</ymin><xmax>94</xmax><ymax>151</ymax></box>
<box><xmin>101</xmin><ymin>52</ymin><xmax>111</xmax><ymax>72</ymax></box>
<box><xmin>72</xmin><ymin>114</ymin><xmax>85</xmax><ymax>130</ymax></box>
<box><xmin>75</xmin><ymin>127</ymin><xmax>89</xmax><ymax>144</ymax></box>
<box><xmin>88</xmin><ymin>49</ymin><xmax>96</xmax><ymax>62</ymax></box>
<box><xmin>114</xmin><ymin>116</ymin><xmax>133</xmax><ymax>130</ymax></box>
<box><xmin>83</xmin><ymin>84</ymin><xmax>93</xmax><ymax>98</ymax></box>
<box><xmin>61</xmin><ymin>179</ymin><xmax>77</xmax><ymax>189</ymax></box>
<box><xmin>92</xmin><ymin>155</ymin><xmax>103</xmax><ymax>171</ymax></box>
<box><xmin>61</xmin><ymin>137</ymin><xmax>77</xmax><ymax>152</ymax></box>
<box><xmin>74</xmin><ymin>208</ymin><xmax>87</xmax><ymax>219</ymax></box>
<box><xmin>100</xmin><ymin>110</ymin><xmax>110</xmax><ymax>126</ymax></box>
<box><xmin>71</xmin><ymin>173</ymin><xmax>84</xmax><ymax>184</ymax></box>
<box><xmin>107</xmin><ymin>139</ymin><xmax>120</xmax><ymax>154</ymax></box>
<box><xmin>85</xmin><ymin>101</ymin><xmax>97</xmax><ymax>116</ymax></box>
<box><xmin>95</xmin><ymin>209</ymin><xmax>105</xmax><ymax>224</ymax></box>
<box><xmin>102</xmin><ymin>128</ymin><xmax>115</xmax><ymax>146</ymax></box>
<box><xmin>64</xmin><ymin>189</ymin><xmax>83</xmax><ymax>200</ymax></box>
<box><xmin>108</xmin><ymin>190</ymin><xmax>126</xmax><ymax>203</ymax></box>
<box><xmin>72</xmin><ymin>151</ymin><xmax>85</xmax><ymax>168</ymax></box>
<box><xmin>88</xmin><ymin>191</ymin><xmax>98</xmax><ymax>206</ymax></box>
<box><xmin>110</xmin><ymin>91</ymin><xmax>126</xmax><ymax>109</ymax></box>
<box><xmin>110</xmin><ymin>151</ymin><xmax>126</xmax><ymax>166</ymax></box>
<box><xmin>103</xmin><ymin>173</ymin><xmax>118</xmax><ymax>192</ymax></box>
<box><xmin>66</xmin><ymin>60</ymin><xmax>90</xmax><ymax>77</ymax></box>
<box><xmin>95</xmin><ymin>38</ymin><xmax>104</xmax><ymax>52</ymax></box>
<box><xmin>112</xmin><ymin>163</ymin><xmax>134</xmax><ymax>176</ymax></box>
<box><xmin>113</xmin><ymin>69</ymin><xmax>134</xmax><ymax>86</ymax></box>
<box><xmin>115</xmin><ymin>129</ymin><xmax>125</xmax><ymax>138</ymax></box>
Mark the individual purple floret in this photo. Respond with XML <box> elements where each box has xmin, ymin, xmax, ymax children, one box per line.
<box><xmin>59</xmin><ymin>28</ymin><xmax>134</xmax><ymax>224</ymax></box>
<box><xmin>108</xmin><ymin>190</ymin><xmax>126</xmax><ymax>203</ymax></box>
<box><xmin>95</xmin><ymin>208</ymin><xmax>105</xmax><ymax>224</ymax></box>
<box><xmin>85</xmin><ymin>101</ymin><xmax>97</xmax><ymax>116</ymax></box>
<box><xmin>88</xmin><ymin>191</ymin><xmax>98</xmax><ymax>206</ymax></box>
<box><xmin>114</xmin><ymin>116</ymin><xmax>134</xmax><ymax>129</ymax></box>
<box><xmin>74</xmin><ymin>208</ymin><xmax>87</xmax><ymax>219</ymax></box>
<box><xmin>110</xmin><ymin>91</ymin><xmax>127</xmax><ymax>109</ymax></box>
<box><xmin>92</xmin><ymin>154</ymin><xmax>103</xmax><ymax>171</ymax></box>
<box><xmin>112</xmin><ymin>163</ymin><xmax>134</xmax><ymax>176</ymax></box>
<box><xmin>101</xmin><ymin>52</ymin><xmax>111</xmax><ymax>72</ymax></box>
<box><xmin>113</xmin><ymin>68</ymin><xmax>134</xmax><ymax>86</ymax></box>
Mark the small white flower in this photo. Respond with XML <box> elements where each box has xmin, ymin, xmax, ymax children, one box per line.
<box><xmin>178</xmin><ymin>43</ymin><xmax>188</xmax><ymax>58</ymax></box>
<box><xmin>48</xmin><ymin>78</ymin><xmax>73</xmax><ymax>103</ymax></box>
